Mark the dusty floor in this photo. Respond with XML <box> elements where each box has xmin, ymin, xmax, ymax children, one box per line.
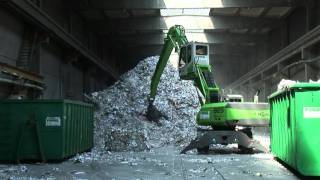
<box><xmin>0</xmin><ymin>145</ymin><xmax>298</xmax><ymax>180</ymax></box>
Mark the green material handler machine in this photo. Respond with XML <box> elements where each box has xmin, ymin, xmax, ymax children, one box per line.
<box><xmin>147</xmin><ymin>25</ymin><xmax>269</xmax><ymax>153</ymax></box>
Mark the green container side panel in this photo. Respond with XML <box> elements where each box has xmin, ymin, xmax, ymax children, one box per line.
<box><xmin>295</xmin><ymin>91</ymin><xmax>320</xmax><ymax>175</ymax></box>
<box><xmin>0</xmin><ymin>100</ymin><xmax>93</xmax><ymax>162</ymax></box>
<box><xmin>270</xmin><ymin>85</ymin><xmax>320</xmax><ymax>176</ymax></box>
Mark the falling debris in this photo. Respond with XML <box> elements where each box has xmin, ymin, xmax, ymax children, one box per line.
<box><xmin>92</xmin><ymin>56</ymin><xmax>201</xmax><ymax>152</ymax></box>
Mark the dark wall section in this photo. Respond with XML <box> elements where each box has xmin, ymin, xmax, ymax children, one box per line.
<box><xmin>70</xmin><ymin>10</ymin><xmax>89</xmax><ymax>48</ymax></box>
<box><xmin>37</xmin><ymin>40</ymin><xmax>113</xmax><ymax>100</ymax></box>
<box><xmin>0</xmin><ymin>3</ymin><xmax>116</xmax><ymax>100</ymax></box>
<box><xmin>318</xmin><ymin>1</ymin><xmax>320</xmax><ymax>25</ymax></box>
<box><xmin>41</xmin><ymin>0</ymin><xmax>104</xmax><ymax>62</ymax></box>
<box><xmin>288</xmin><ymin>7</ymin><xmax>307</xmax><ymax>43</ymax></box>
<box><xmin>228</xmin><ymin>1</ymin><xmax>320</xmax><ymax>101</ymax></box>
<box><xmin>0</xmin><ymin>7</ymin><xmax>24</xmax><ymax>98</ymax></box>
<box><xmin>41</xmin><ymin>0</ymin><xmax>69</xmax><ymax>29</ymax></box>
<box><xmin>40</xmin><ymin>43</ymin><xmax>63</xmax><ymax>99</ymax></box>
<box><xmin>250</xmin><ymin>3</ymin><xmax>317</xmax><ymax>70</ymax></box>
<box><xmin>0</xmin><ymin>8</ymin><xmax>24</xmax><ymax>66</ymax></box>
<box><xmin>267</xmin><ymin>28</ymin><xmax>283</xmax><ymax>58</ymax></box>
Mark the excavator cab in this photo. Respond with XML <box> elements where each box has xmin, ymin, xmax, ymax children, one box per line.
<box><xmin>179</xmin><ymin>42</ymin><xmax>210</xmax><ymax>78</ymax></box>
<box><xmin>179</xmin><ymin>42</ymin><xmax>219</xmax><ymax>104</ymax></box>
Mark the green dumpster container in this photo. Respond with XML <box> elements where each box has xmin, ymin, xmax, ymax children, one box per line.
<box><xmin>0</xmin><ymin>99</ymin><xmax>93</xmax><ymax>162</ymax></box>
<box><xmin>269</xmin><ymin>83</ymin><xmax>320</xmax><ymax>176</ymax></box>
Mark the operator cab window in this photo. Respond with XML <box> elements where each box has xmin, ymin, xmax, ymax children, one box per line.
<box><xmin>179</xmin><ymin>47</ymin><xmax>186</xmax><ymax>67</ymax></box>
<box><xmin>196</xmin><ymin>45</ymin><xmax>208</xmax><ymax>55</ymax></box>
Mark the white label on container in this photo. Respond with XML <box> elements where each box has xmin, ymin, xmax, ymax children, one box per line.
<box><xmin>45</xmin><ymin>117</ymin><xmax>61</xmax><ymax>126</ymax></box>
<box><xmin>303</xmin><ymin>107</ymin><xmax>320</xmax><ymax>118</ymax></box>
<box><xmin>200</xmin><ymin>111</ymin><xmax>210</xmax><ymax>119</ymax></box>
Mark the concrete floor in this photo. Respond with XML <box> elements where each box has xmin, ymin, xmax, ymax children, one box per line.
<box><xmin>0</xmin><ymin>146</ymin><xmax>298</xmax><ymax>180</ymax></box>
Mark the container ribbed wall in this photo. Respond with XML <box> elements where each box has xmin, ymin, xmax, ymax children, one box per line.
<box><xmin>269</xmin><ymin>83</ymin><xmax>320</xmax><ymax>176</ymax></box>
<box><xmin>0</xmin><ymin>100</ymin><xmax>93</xmax><ymax>162</ymax></box>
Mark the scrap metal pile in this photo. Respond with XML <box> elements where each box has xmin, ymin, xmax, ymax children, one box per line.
<box><xmin>92</xmin><ymin>56</ymin><xmax>200</xmax><ymax>152</ymax></box>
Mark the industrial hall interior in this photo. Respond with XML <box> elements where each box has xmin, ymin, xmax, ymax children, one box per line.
<box><xmin>0</xmin><ymin>0</ymin><xmax>320</xmax><ymax>179</ymax></box>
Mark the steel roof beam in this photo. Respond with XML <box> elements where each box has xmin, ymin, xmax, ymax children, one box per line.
<box><xmin>90</xmin><ymin>16</ymin><xmax>283</xmax><ymax>32</ymax></box>
<box><xmin>108</xmin><ymin>33</ymin><xmax>265</xmax><ymax>45</ymax></box>
<box><xmin>73</xmin><ymin>0</ymin><xmax>297</xmax><ymax>10</ymax></box>
<box><xmin>122</xmin><ymin>44</ymin><xmax>253</xmax><ymax>55</ymax></box>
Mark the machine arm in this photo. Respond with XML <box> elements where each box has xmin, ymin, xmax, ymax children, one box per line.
<box><xmin>149</xmin><ymin>25</ymin><xmax>188</xmax><ymax>102</ymax></box>
<box><xmin>147</xmin><ymin>25</ymin><xmax>188</xmax><ymax>121</ymax></box>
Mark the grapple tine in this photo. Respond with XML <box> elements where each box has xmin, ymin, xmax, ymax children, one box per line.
<box><xmin>146</xmin><ymin>103</ymin><xmax>161</xmax><ymax>123</ymax></box>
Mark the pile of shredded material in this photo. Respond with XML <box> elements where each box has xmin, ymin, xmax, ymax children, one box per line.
<box><xmin>91</xmin><ymin>56</ymin><xmax>200</xmax><ymax>152</ymax></box>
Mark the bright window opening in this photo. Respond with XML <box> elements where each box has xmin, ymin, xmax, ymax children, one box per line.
<box><xmin>163</xmin><ymin>29</ymin><xmax>204</xmax><ymax>34</ymax></box>
<box><xmin>186</xmin><ymin>29</ymin><xmax>204</xmax><ymax>33</ymax></box>
<box><xmin>160</xmin><ymin>8</ymin><xmax>210</xmax><ymax>16</ymax></box>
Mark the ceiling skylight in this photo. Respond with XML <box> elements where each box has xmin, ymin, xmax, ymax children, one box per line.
<box><xmin>163</xmin><ymin>29</ymin><xmax>204</xmax><ymax>34</ymax></box>
<box><xmin>185</xmin><ymin>29</ymin><xmax>205</xmax><ymax>33</ymax></box>
<box><xmin>160</xmin><ymin>8</ymin><xmax>210</xmax><ymax>16</ymax></box>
